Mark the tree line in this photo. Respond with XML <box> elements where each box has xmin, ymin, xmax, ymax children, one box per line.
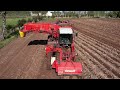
<box><xmin>51</xmin><ymin>11</ymin><xmax>120</xmax><ymax>18</ymax></box>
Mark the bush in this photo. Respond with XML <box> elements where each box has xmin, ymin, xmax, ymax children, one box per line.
<box><xmin>6</xmin><ymin>25</ymin><xmax>16</xmax><ymax>33</ymax></box>
<box><xmin>32</xmin><ymin>16</ymin><xmax>38</xmax><ymax>22</ymax></box>
<box><xmin>106</xmin><ymin>11</ymin><xmax>120</xmax><ymax>18</ymax></box>
<box><xmin>37</xmin><ymin>16</ymin><xmax>44</xmax><ymax>21</ymax></box>
<box><xmin>6</xmin><ymin>25</ymin><xmax>13</xmax><ymax>30</ymax></box>
<box><xmin>75</xmin><ymin>14</ymin><xmax>79</xmax><ymax>18</ymax></box>
<box><xmin>27</xmin><ymin>18</ymin><xmax>33</xmax><ymax>22</ymax></box>
<box><xmin>32</xmin><ymin>16</ymin><xmax>45</xmax><ymax>22</ymax></box>
<box><xmin>5</xmin><ymin>29</ymin><xmax>19</xmax><ymax>39</ymax></box>
<box><xmin>17</xmin><ymin>19</ymin><xmax>27</xmax><ymax>28</ymax></box>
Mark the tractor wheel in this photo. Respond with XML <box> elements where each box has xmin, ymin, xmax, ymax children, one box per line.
<box><xmin>47</xmin><ymin>52</ymin><xmax>52</xmax><ymax>70</ymax></box>
<box><xmin>56</xmin><ymin>52</ymin><xmax>60</xmax><ymax>64</ymax></box>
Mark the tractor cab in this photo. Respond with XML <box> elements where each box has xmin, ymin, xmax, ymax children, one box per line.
<box><xmin>59</xmin><ymin>27</ymin><xmax>73</xmax><ymax>47</ymax></box>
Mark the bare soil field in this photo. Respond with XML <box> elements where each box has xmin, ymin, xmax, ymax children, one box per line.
<box><xmin>0</xmin><ymin>18</ymin><xmax>120</xmax><ymax>79</ymax></box>
<box><xmin>0</xmin><ymin>32</ymin><xmax>59</xmax><ymax>79</ymax></box>
<box><xmin>71</xmin><ymin>18</ymin><xmax>120</xmax><ymax>79</ymax></box>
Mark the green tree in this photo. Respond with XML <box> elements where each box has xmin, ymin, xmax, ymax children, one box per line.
<box><xmin>17</xmin><ymin>19</ymin><xmax>27</xmax><ymax>29</ymax></box>
<box><xmin>6</xmin><ymin>25</ymin><xmax>16</xmax><ymax>33</ymax></box>
<box><xmin>27</xmin><ymin>18</ymin><xmax>32</xmax><ymax>22</ymax></box>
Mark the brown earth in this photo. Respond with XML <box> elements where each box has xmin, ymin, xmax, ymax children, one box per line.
<box><xmin>71</xmin><ymin>18</ymin><xmax>120</xmax><ymax>79</ymax></box>
<box><xmin>0</xmin><ymin>32</ymin><xmax>59</xmax><ymax>79</ymax></box>
<box><xmin>0</xmin><ymin>18</ymin><xmax>120</xmax><ymax>79</ymax></box>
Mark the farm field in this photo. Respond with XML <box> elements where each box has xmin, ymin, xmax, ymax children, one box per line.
<box><xmin>0</xmin><ymin>18</ymin><xmax>120</xmax><ymax>79</ymax></box>
<box><xmin>71</xmin><ymin>18</ymin><xmax>120</xmax><ymax>79</ymax></box>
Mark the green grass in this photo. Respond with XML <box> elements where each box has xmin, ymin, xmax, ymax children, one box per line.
<box><xmin>6</xmin><ymin>17</ymin><xmax>29</xmax><ymax>26</ymax></box>
<box><xmin>0</xmin><ymin>17</ymin><xmax>30</xmax><ymax>49</ymax></box>
<box><xmin>0</xmin><ymin>17</ymin><xmax>30</xmax><ymax>27</ymax></box>
<box><xmin>0</xmin><ymin>29</ymin><xmax>19</xmax><ymax>49</ymax></box>
<box><xmin>0</xmin><ymin>27</ymin><xmax>19</xmax><ymax>49</ymax></box>
<box><xmin>0</xmin><ymin>35</ymin><xmax>17</xmax><ymax>49</ymax></box>
<box><xmin>0</xmin><ymin>17</ymin><xmax>30</xmax><ymax>32</ymax></box>
<box><xmin>6</xmin><ymin>18</ymin><xmax>22</xmax><ymax>26</ymax></box>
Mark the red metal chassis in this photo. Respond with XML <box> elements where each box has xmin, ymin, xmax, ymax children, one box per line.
<box><xmin>20</xmin><ymin>22</ymin><xmax>82</xmax><ymax>76</ymax></box>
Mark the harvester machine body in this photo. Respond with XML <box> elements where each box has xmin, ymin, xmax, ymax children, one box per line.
<box><xmin>19</xmin><ymin>21</ymin><xmax>82</xmax><ymax>76</ymax></box>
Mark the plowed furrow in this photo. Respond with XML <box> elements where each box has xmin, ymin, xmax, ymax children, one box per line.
<box><xmin>0</xmin><ymin>33</ymin><xmax>34</xmax><ymax>66</ymax></box>
<box><xmin>75</xmin><ymin>41</ymin><xmax>120</xmax><ymax>78</ymax></box>
<box><xmin>75</xmin><ymin>32</ymin><xmax>120</xmax><ymax>60</ymax></box>
<box><xmin>74</xmin><ymin>24</ymin><xmax>120</xmax><ymax>44</ymax></box>
<box><xmin>76</xmin><ymin>36</ymin><xmax>120</xmax><ymax>68</ymax></box>
<box><xmin>0</xmin><ymin>33</ymin><xmax>40</xmax><ymax>78</ymax></box>
<box><xmin>73</xmin><ymin>25</ymin><xmax>120</xmax><ymax>51</ymax></box>
<box><xmin>0</xmin><ymin>33</ymin><xmax>33</xmax><ymax>58</ymax></box>
<box><xmin>71</xmin><ymin>19</ymin><xmax>120</xmax><ymax>37</ymax></box>
<box><xmin>75</xmin><ymin>41</ymin><xmax>119</xmax><ymax>78</ymax></box>
<box><xmin>75</xmin><ymin>44</ymin><xmax>113</xmax><ymax>78</ymax></box>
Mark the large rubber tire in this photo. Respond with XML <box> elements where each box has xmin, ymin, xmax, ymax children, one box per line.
<box><xmin>47</xmin><ymin>52</ymin><xmax>52</xmax><ymax>70</ymax></box>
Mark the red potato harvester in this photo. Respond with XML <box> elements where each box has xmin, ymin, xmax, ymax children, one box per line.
<box><xmin>20</xmin><ymin>22</ymin><xmax>82</xmax><ymax>76</ymax></box>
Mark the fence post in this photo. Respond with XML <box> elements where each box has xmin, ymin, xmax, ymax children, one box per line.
<box><xmin>1</xmin><ymin>11</ymin><xmax>6</xmax><ymax>40</ymax></box>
